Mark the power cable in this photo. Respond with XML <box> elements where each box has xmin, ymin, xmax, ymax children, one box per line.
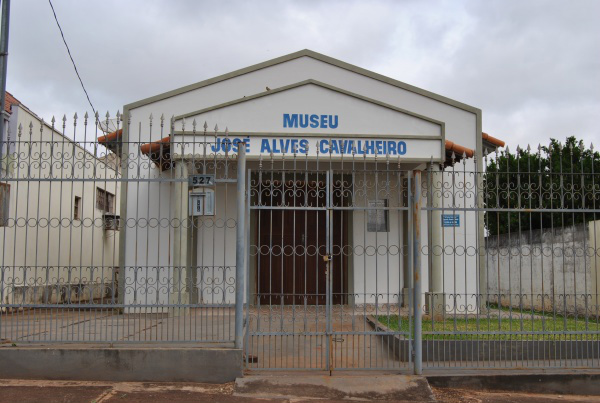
<box><xmin>48</xmin><ymin>0</ymin><xmax>97</xmax><ymax>117</ymax></box>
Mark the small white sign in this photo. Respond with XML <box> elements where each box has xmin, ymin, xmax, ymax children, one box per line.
<box><xmin>189</xmin><ymin>174</ymin><xmax>215</xmax><ymax>187</ymax></box>
<box><xmin>189</xmin><ymin>190</ymin><xmax>215</xmax><ymax>216</ymax></box>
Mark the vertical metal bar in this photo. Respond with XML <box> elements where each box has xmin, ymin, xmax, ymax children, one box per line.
<box><xmin>407</xmin><ymin>171</ymin><xmax>413</xmax><ymax>366</ymax></box>
<box><xmin>412</xmin><ymin>170</ymin><xmax>423</xmax><ymax>375</ymax></box>
<box><xmin>234</xmin><ymin>142</ymin><xmax>246</xmax><ymax>349</ymax></box>
<box><xmin>244</xmin><ymin>167</ymin><xmax>251</xmax><ymax>362</ymax></box>
<box><xmin>0</xmin><ymin>0</ymin><xmax>10</xmax><ymax>168</ymax></box>
<box><xmin>325</xmin><ymin>169</ymin><xmax>331</xmax><ymax>372</ymax></box>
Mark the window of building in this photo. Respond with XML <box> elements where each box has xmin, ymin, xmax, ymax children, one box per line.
<box><xmin>0</xmin><ymin>182</ymin><xmax>9</xmax><ymax>226</ymax></box>
<box><xmin>367</xmin><ymin>199</ymin><xmax>389</xmax><ymax>232</ymax></box>
<box><xmin>74</xmin><ymin>196</ymin><xmax>82</xmax><ymax>220</ymax></box>
<box><xmin>96</xmin><ymin>187</ymin><xmax>115</xmax><ymax>213</ymax></box>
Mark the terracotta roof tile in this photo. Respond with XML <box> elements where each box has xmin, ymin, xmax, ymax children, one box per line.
<box><xmin>4</xmin><ymin>91</ymin><xmax>20</xmax><ymax>114</ymax></box>
<box><xmin>445</xmin><ymin>140</ymin><xmax>474</xmax><ymax>158</ymax></box>
<box><xmin>482</xmin><ymin>132</ymin><xmax>505</xmax><ymax>148</ymax></box>
<box><xmin>97</xmin><ymin>128</ymin><xmax>122</xmax><ymax>144</ymax></box>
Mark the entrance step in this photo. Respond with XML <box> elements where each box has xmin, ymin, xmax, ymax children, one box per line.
<box><xmin>234</xmin><ymin>374</ymin><xmax>435</xmax><ymax>401</ymax></box>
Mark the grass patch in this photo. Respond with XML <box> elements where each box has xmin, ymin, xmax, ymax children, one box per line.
<box><xmin>376</xmin><ymin>314</ymin><xmax>600</xmax><ymax>340</ymax></box>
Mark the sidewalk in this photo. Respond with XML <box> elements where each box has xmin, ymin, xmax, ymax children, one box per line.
<box><xmin>1</xmin><ymin>378</ymin><xmax>600</xmax><ymax>403</ymax></box>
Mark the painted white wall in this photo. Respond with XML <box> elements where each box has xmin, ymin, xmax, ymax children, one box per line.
<box><xmin>350</xmin><ymin>171</ymin><xmax>404</xmax><ymax>305</ymax></box>
<box><xmin>0</xmin><ymin>105</ymin><xmax>120</xmax><ymax>306</ymax></box>
<box><xmin>121</xmin><ymin>173</ymin><xmax>172</xmax><ymax>305</ymax></box>
<box><xmin>194</xmin><ymin>182</ymin><xmax>238</xmax><ymax>304</ymax></box>
<box><xmin>436</xmin><ymin>168</ymin><xmax>480</xmax><ymax>314</ymax></box>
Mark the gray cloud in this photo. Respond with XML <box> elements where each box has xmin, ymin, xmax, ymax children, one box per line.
<box><xmin>6</xmin><ymin>0</ymin><xmax>599</xmax><ymax>149</ymax></box>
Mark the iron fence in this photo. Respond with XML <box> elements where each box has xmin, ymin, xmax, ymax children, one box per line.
<box><xmin>419</xmin><ymin>142</ymin><xmax>600</xmax><ymax>371</ymax></box>
<box><xmin>0</xmin><ymin>113</ymin><xmax>240</xmax><ymax>344</ymax></box>
<box><xmin>0</xmin><ymin>111</ymin><xmax>599</xmax><ymax>373</ymax></box>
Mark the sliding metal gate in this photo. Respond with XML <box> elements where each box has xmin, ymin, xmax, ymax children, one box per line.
<box><xmin>245</xmin><ymin>162</ymin><xmax>413</xmax><ymax>371</ymax></box>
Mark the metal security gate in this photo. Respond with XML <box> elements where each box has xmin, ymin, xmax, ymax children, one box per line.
<box><xmin>244</xmin><ymin>162</ymin><xmax>413</xmax><ymax>371</ymax></box>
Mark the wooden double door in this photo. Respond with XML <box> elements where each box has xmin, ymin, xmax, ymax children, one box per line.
<box><xmin>255</xmin><ymin>176</ymin><xmax>348</xmax><ymax>306</ymax></box>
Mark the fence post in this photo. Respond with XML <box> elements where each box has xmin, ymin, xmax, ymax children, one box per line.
<box><xmin>427</xmin><ymin>162</ymin><xmax>444</xmax><ymax>319</ymax></box>
<box><xmin>235</xmin><ymin>142</ymin><xmax>247</xmax><ymax>349</ymax></box>
<box><xmin>171</xmin><ymin>159</ymin><xmax>189</xmax><ymax>314</ymax></box>
<box><xmin>413</xmin><ymin>170</ymin><xmax>423</xmax><ymax>375</ymax></box>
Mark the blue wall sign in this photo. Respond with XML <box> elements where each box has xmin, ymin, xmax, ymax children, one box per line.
<box><xmin>210</xmin><ymin>136</ymin><xmax>408</xmax><ymax>156</ymax></box>
<box><xmin>283</xmin><ymin>113</ymin><xmax>339</xmax><ymax>129</ymax></box>
<box><xmin>442</xmin><ymin>214</ymin><xmax>460</xmax><ymax>227</ymax></box>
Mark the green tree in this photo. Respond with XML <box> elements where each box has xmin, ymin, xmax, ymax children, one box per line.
<box><xmin>484</xmin><ymin>136</ymin><xmax>600</xmax><ymax>235</ymax></box>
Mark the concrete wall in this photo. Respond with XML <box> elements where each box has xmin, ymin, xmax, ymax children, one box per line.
<box><xmin>591</xmin><ymin>220</ymin><xmax>600</xmax><ymax>314</ymax></box>
<box><xmin>0</xmin><ymin>348</ymin><xmax>242</xmax><ymax>383</ymax></box>
<box><xmin>486</xmin><ymin>221</ymin><xmax>600</xmax><ymax>314</ymax></box>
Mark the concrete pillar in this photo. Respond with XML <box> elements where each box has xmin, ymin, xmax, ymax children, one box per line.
<box><xmin>426</xmin><ymin>163</ymin><xmax>445</xmax><ymax>319</ymax></box>
<box><xmin>234</xmin><ymin>144</ymin><xmax>246</xmax><ymax>349</ymax></box>
<box><xmin>590</xmin><ymin>220</ymin><xmax>600</xmax><ymax>315</ymax></box>
<box><xmin>402</xmin><ymin>173</ymin><xmax>412</xmax><ymax>307</ymax></box>
<box><xmin>171</xmin><ymin>160</ymin><xmax>189</xmax><ymax>314</ymax></box>
<box><xmin>476</xmin><ymin>156</ymin><xmax>488</xmax><ymax>314</ymax></box>
<box><xmin>412</xmin><ymin>170</ymin><xmax>423</xmax><ymax>375</ymax></box>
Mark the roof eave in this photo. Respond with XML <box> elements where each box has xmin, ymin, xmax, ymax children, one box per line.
<box><xmin>124</xmin><ymin>49</ymin><xmax>481</xmax><ymax>114</ymax></box>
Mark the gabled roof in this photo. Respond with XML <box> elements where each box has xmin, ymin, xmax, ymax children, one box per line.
<box><xmin>124</xmin><ymin>49</ymin><xmax>480</xmax><ymax>114</ymax></box>
<box><xmin>113</xmin><ymin>50</ymin><xmax>504</xmax><ymax>164</ymax></box>
<box><xmin>173</xmin><ymin>79</ymin><xmax>444</xmax><ymax>129</ymax></box>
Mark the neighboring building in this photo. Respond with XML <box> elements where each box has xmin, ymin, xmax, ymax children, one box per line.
<box><xmin>0</xmin><ymin>92</ymin><xmax>120</xmax><ymax>307</ymax></box>
<box><xmin>100</xmin><ymin>50</ymin><xmax>504</xmax><ymax>312</ymax></box>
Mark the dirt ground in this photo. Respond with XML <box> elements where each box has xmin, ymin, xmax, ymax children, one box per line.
<box><xmin>1</xmin><ymin>379</ymin><xmax>599</xmax><ymax>403</ymax></box>
<box><xmin>430</xmin><ymin>386</ymin><xmax>600</xmax><ymax>403</ymax></box>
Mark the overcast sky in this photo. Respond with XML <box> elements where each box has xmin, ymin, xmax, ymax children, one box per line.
<box><xmin>6</xmin><ymin>0</ymin><xmax>600</xmax><ymax>150</ymax></box>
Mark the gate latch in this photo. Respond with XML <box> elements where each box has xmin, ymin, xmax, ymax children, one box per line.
<box><xmin>323</xmin><ymin>254</ymin><xmax>332</xmax><ymax>262</ymax></box>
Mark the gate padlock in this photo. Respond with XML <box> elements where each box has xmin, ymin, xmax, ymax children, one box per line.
<box><xmin>322</xmin><ymin>254</ymin><xmax>332</xmax><ymax>262</ymax></box>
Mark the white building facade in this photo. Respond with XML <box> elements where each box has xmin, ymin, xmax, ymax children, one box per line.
<box><xmin>111</xmin><ymin>50</ymin><xmax>503</xmax><ymax>315</ymax></box>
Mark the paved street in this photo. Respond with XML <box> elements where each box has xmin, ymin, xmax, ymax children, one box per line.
<box><xmin>1</xmin><ymin>378</ymin><xmax>600</xmax><ymax>403</ymax></box>
<box><xmin>1</xmin><ymin>307</ymin><xmax>236</xmax><ymax>344</ymax></box>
